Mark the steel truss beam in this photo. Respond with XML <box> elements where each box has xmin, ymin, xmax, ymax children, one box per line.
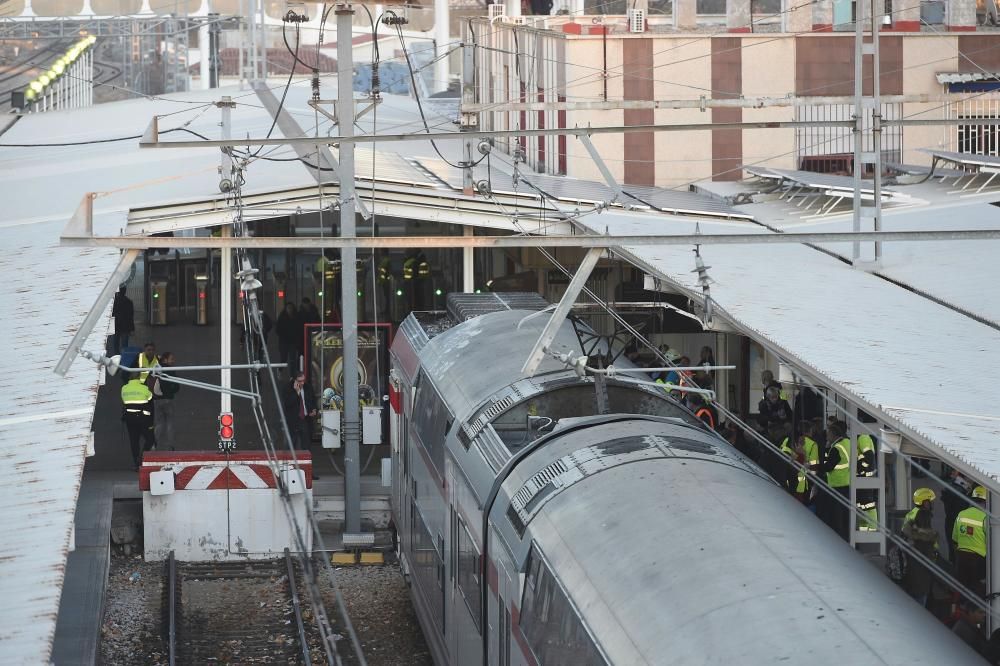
<box><xmin>60</xmin><ymin>229</ymin><xmax>1000</xmax><ymax>249</ymax></box>
<box><xmin>138</xmin><ymin>118</ymin><xmax>1000</xmax><ymax>149</ymax></box>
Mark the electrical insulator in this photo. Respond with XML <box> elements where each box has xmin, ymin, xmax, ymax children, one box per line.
<box><xmin>218</xmin><ymin>412</ymin><xmax>235</xmax><ymax>449</ymax></box>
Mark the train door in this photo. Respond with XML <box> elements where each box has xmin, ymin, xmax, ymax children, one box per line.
<box><xmin>389</xmin><ymin>370</ymin><xmax>406</xmax><ymax>531</ymax></box>
<box><xmin>496</xmin><ymin>557</ymin><xmax>513</xmax><ymax>666</ymax></box>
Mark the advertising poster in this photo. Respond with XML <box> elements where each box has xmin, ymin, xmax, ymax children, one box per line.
<box><xmin>304</xmin><ymin>324</ymin><xmax>392</xmax><ymax>407</ymax></box>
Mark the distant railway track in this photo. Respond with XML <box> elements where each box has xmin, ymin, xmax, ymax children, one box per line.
<box><xmin>165</xmin><ymin>549</ymin><xmax>315</xmax><ymax>665</ymax></box>
<box><xmin>0</xmin><ymin>41</ymin><xmax>66</xmax><ymax>85</ymax></box>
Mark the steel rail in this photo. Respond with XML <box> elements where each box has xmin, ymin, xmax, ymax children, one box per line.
<box><xmin>167</xmin><ymin>550</ymin><xmax>177</xmax><ymax>666</ymax></box>
<box><xmin>135</xmin><ymin>118</ymin><xmax>1000</xmax><ymax>149</ymax></box>
<box><xmin>285</xmin><ymin>548</ymin><xmax>313</xmax><ymax>666</ymax></box>
<box><xmin>61</xmin><ymin>228</ymin><xmax>1000</xmax><ymax>249</ymax></box>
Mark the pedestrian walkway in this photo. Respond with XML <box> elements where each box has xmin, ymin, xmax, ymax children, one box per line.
<box><xmin>50</xmin><ymin>471</ymin><xmax>133</xmax><ymax>664</ymax></box>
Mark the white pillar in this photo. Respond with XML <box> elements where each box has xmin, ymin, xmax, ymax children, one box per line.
<box><xmin>506</xmin><ymin>0</ymin><xmax>522</xmax><ymax>17</ymax></box>
<box><xmin>463</xmin><ymin>226</ymin><xmax>474</xmax><ymax>292</ymax></box>
<box><xmin>433</xmin><ymin>0</ymin><xmax>450</xmax><ymax>93</ymax></box>
<box><xmin>199</xmin><ymin>23</ymin><xmax>210</xmax><ymax>89</ymax></box>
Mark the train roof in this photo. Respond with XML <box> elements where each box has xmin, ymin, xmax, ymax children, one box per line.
<box><xmin>418</xmin><ymin>308</ymin><xmax>585</xmax><ymax>424</ymax></box>
<box><xmin>503</xmin><ymin>418</ymin><xmax>984</xmax><ymax>665</ymax></box>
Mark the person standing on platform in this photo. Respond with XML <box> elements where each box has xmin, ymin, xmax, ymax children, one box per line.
<box><xmin>944</xmin><ymin>469</ymin><xmax>974</xmax><ymax>560</ymax></box>
<box><xmin>284</xmin><ymin>371</ymin><xmax>317</xmax><ymax>451</ymax></box>
<box><xmin>137</xmin><ymin>342</ymin><xmax>159</xmax><ymax>384</ymax></box>
<box><xmin>276</xmin><ymin>303</ymin><xmax>300</xmax><ymax>374</ymax></box>
<box><xmin>902</xmin><ymin>488</ymin><xmax>941</xmax><ymax>607</ymax></box>
<box><xmin>121</xmin><ymin>372</ymin><xmax>155</xmax><ymax>470</ymax></box>
<box><xmin>856</xmin><ymin>431</ymin><xmax>878</xmax><ymax>530</ymax></box>
<box><xmin>813</xmin><ymin>420</ymin><xmax>851</xmax><ymax>540</ymax></box>
<box><xmin>111</xmin><ymin>286</ymin><xmax>134</xmax><ymax>355</ymax></box>
<box><xmin>953</xmin><ymin>486</ymin><xmax>989</xmax><ymax>598</ymax></box>
<box><xmin>153</xmin><ymin>352</ymin><xmax>179</xmax><ymax>451</ymax></box>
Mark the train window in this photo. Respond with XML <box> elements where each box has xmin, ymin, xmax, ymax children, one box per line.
<box><xmin>456</xmin><ymin>518</ymin><xmax>482</xmax><ymax>633</ymax></box>
<box><xmin>412</xmin><ymin>372</ymin><xmax>453</xmax><ymax>475</ymax></box>
<box><xmin>520</xmin><ymin>546</ymin><xmax>608</xmax><ymax>666</ymax></box>
<box><xmin>410</xmin><ymin>501</ymin><xmax>445</xmax><ymax>634</ymax></box>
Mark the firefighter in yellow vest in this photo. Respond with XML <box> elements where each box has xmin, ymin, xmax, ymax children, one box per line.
<box><xmin>902</xmin><ymin>488</ymin><xmax>940</xmax><ymax>607</ymax></box>
<box><xmin>856</xmin><ymin>433</ymin><xmax>878</xmax><ymax>531</ymax></box>
<box><xmin>952</xmin><ymin>485</ymin><xmax>988</xmax><ymax>598</ymax></box>
<box><xmin>121</xmin><ymin>372</ymin><xmax>156</xmax><ymax>470</ymax></box>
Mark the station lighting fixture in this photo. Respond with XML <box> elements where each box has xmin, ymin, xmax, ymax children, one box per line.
<box><xmin>435</xmin><ymin>289</ymin><xmax>442</xmax><ymax>296</ymax></box>
<box><xmin>218</xmin><ymin>412</ymin><xmax>235</xmax><ymax>448</ymax></box>
<box><xmin>19</xmin><ymin>35</ymin><xmax>96</xmax><ymax>107</ymax></box>
<box><xmin>395</xmin><ymin>289</ymin><xmax>403</xmax><ymax>297</ymax></box>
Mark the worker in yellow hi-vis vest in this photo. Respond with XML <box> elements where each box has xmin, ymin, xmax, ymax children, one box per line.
<box><xmin>952</xmin><ymin>486</ymin><xmax>988</xmax><ymax>598</ymax></box>
<box><xmin>856</xmin><ymin>433</ymin><xmax>877</xmax><ymax>531</ymax></box>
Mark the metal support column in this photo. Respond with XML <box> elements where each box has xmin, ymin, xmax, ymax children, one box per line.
<box><xmin>209</xmin><ymin>16</ymin><xmax>220</xmax><ymax>89</ymax></box>
<box><xmin>871</xmin><ymin>0</ymin><xmax>883</xmax><ymax>263</ymax></box>
<box><xmin>433</xmin><ymin>0</ymin><xmax>449</xmax><ymax>93</ymax></box>
<box><xmin>220</xmin><ymin>224</ymin><xmax>232</xmax><ymax>414</ymax></box>
<box><xmin>337</xmin><ymin>3</ymin><xmax>362</xmax><ymax>536</ymax></box>
<box><xmin>460</xmin><ymin>39</ymin><xmax>476</xmax><ymax>196</ymax></box>
<box><xmin>851</xmin><ymin>4</ymin><xmax>863</xmax><ymax>263</ymax></box>
<box><xmin>220</xmin><ymin>100</ymin><xmax>233</xmax><ymax>414</ymax></box>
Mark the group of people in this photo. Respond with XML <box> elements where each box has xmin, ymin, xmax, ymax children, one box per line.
<box><xmin>900</xmin><ymin>479</ymin><xmax>995</xmax><ymax>660</ymax></box>
<box><xmin>119</xmin><ymin>342</ymin><xmax>179</xmax><ymax>469</ymax></box>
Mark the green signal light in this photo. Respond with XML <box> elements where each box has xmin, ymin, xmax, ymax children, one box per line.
<box><xmin>357</xmin><ymin>290</ymin><xmax>362</xmax><ymax>297</ymax></box>
<box><xmin>435</xmin><ymin>289</ymin><xmax>442</xmax><ymax>296</ymax></box>
<box><xmin>317</xmin><ymin>291</ymin><xmax>323</xmax><ymax>297</ymax></box>
<box><xmin>396</xmin><ymin>289</ymin><xmax>403</xmax><ymax>296</ymax></box>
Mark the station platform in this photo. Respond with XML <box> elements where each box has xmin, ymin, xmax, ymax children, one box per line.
<box><xmin>87</xmin><ymin>317</ymin><xmax>390</xmax><ymax>481</ymax></box>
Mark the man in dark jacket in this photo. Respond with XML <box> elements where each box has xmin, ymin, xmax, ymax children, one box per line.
<box><xmin>284</xmin><ymin>372</ymin><xmax>317</xmax><ymax>452</ymax></box>
<box><xmin>153</xmin><ymin>352</ymin><xmax>180</xmax><ymax>451</ymax></box>
<box><xmin>111</xmin><ymin>286</ymin><xmax>135</xmax><ymax>354</ymax></box>
<box><xmin>276</xmin><ymin>303</ymin><xmax>300</xmax><ymax>373</ymax></box>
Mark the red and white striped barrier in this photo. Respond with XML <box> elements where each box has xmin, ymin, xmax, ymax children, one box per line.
<box><xmin>141</xmin><ymin>451</ymin><xmax>314</xmax><ymax>562</ymax></box>
<box><xmin>140</xmin><ymin>451</ymin><xmax>313</xmax><ymax>491</ymax></box>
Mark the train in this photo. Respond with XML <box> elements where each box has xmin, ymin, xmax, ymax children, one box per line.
<box><xmin>387</xmin><ymin>292</ymin><xmax>983</xmax><ymax>665</ymax></box>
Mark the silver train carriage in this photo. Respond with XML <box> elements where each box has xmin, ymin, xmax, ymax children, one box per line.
<box><xmin>387</xmin><ymin>293</ymin><xmax>983</xmax><ymax>666</ymax></box>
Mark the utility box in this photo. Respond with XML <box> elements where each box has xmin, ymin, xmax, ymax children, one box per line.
<box><xmin>149</xmin><ymin>469</ymin><xmax>175</xmax><ymax>495</ymax></box>
<box><xmin>150</xmin><ymin>281</ymin><xmax>168</xmax><ymax>325</ymax></box>
<box><xmin>195</xmin><ymin>280</ymin><xmax>209</xmax><ymax>325</ymax></box>
<box><xmin>282</xmin><ymin>467</ymin><xmax>305</xmax><ymax>495</ymax></box>
<box><xmin>362</xmin><ymin>407</ymin><xmax>382</xmax><ymax>445</ymax></box>
<box><xmin>322</xmin><ymin>410</ymin><xmax>342</xmax><ymax>449</ymax></box>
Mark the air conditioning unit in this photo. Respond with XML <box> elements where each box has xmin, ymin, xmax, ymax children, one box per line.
<box><xmin>488</xmin><ymin>3</ymin><xmax>506</xmax><ymax>21</ymax></box>
<box><xmin>628</xmin><ymin>7</ymin><xmax>646</xmax><ymax>32</ymax></box>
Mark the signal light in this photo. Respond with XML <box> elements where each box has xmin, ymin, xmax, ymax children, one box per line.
<box><xmin>396</xmin><ymin>289</ymin><xmax>403</xmax><ymax>297</ymax></box>
<box><xmin>277</xmin><ymin>290</ymin><xmax>285</xmax><ymax>298</ymax></box>
<box><xmin>219</xmin><ymin>412</ymin><xmax>235</xmax><ymax>446</ymax></box>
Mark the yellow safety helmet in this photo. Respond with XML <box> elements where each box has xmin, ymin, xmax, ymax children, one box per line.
<box><xmin>973</xmin><ymin>486</ymin><xmax>988</xmax><ymax>500</ymax></box>
<box><xmin>913</xmin><ymin>487</ymin><xmax>936</xmax><ymax>505</ymax></box>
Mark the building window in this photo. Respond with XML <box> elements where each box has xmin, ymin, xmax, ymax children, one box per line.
<box><xmin>959</xmin><ymin>116</ymin><xmax>1000</xmax><ymax>156</ymax></box>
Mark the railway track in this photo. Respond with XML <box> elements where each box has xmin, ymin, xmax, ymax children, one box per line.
<box><xmin>165</xmin><ymin>549</ymin><xmax>315</xmax><ymax>665</ymax></box>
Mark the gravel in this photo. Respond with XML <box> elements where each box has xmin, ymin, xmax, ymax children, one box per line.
<box><xmin>323</xmin><ymin>563</ymin><xmax>434</xmax><ymax>666</ymax></box>
<box><xmin>100</xmin><ymin>553</ymin><xmax>167</xmax><ymax>666</ymax></box>
<box><xmin>100</xmin><ymin>551</ymin><xmax>431</xmax><ymax>666</ymax></box>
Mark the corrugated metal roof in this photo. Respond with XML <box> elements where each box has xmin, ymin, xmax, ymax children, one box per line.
<box><xmin>0</xmin><ymin>218</ymin><xmax>120</xmax><ymax>663</ymax></box>
<box><xmin>573</xmin><ymin>209</ymin><xmax>1000</xmax><ymax>484</ymax></box>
